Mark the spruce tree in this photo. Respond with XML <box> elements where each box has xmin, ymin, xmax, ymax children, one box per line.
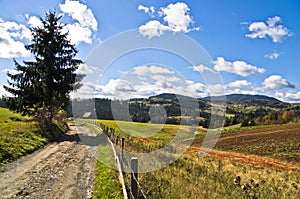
<box><xmin>4</xmin><ymin>11</ymin><xmax>84</xmax><ymax>125</ymax></box>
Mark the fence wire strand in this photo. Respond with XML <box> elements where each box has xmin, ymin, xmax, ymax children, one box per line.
<box><xmin>84</xmin><ymin>120</ymin><xmax>147</xmax><ymax>199</ymax></box>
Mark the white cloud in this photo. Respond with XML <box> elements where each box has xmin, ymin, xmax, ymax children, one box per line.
<box><xmin>212</xmin><ymin>57</ymin><xmax>265</xmax><ymax>77</ymax></box>
<box><xmin>76</xmin><ymin>63</ymin><xmax>96</xmax><ymax>75</ymax></box>
<box><xmin>101</xmin><ymin>79</ymin><xmax>136</xmax><ymax>99</ymax></box>
<box><xmin>138</xmin><ymin>20</ymin><xmax>171</xmax><ymax>38</ymax></box>
<box><xmin>138</xmin><ymin>2</ymin><xmax>199</xmax><ymax>38</ymax></box>
<box><xmin>228</xmin><ymin>80</ymin><xmax>252</xmax><ymax>88</ymax></box>
<box><xmin>27</xmin><ymin>16</ymin><xmax>42</xmax><ymax>28</ymax></box>
<box><xmin>132</xmin><ymin>65</ymin><xmax>174</xmax><ymax>76</ymax></box>
<box><xmin>191</xmin><ymin>64</ymin><xmax>215</xmax><ymax>73</ymax></box>
<box><xmin>59</xmin><ymin>0</ymin><xmax>98</xmax><ymax>45</ymax></box>
<box><xmin>64</xmin><ymin>23</ymin><xmax>93</xmax><ymax>44</ymax></box>
<box><xmin>60</xmin><ymin>0</ymin><xmax>97</xmax><ymax>31</ymax></box>
<box><xmin>245</xmin><ymin>16</ymin><xmax>292</xmax><ymax>43</ymax></box>
<box><xmin>265</xmin><ymin>52</ymin><xmax>280</xmax><ymax>60</ymax></box>
<box><xmin>275</xmin><ymin>90</ymin><xmax>300</xmax><ymax>102</ymax></box>
<box><xmin>262</xmin><ymin>75</ymin><xmax>295</xmax><ymax>90</ymax></box>
<box><xmin>226</xmin><ymin>88</ymin><xmax>258</xmax><ymax>96</ymax></box>
<box><xmin>138</xmin><ymin>5</ymin><xmax>155</xmax><ymax>16</ymax></box>
<box><xmin>2</xmin><ymin>68</ymin><xmax>20</xmax><ymax>75</ymax></box>
<box><xmin>152</xmin><ymin>75</ymin><xmax>180</xmax><ymax>82</ymax></box>
<box><xmin>160</xmin><ymin>2</ymin><xmax>196</xmax><ymax>33</ymax></box>
<box><xmin>207</xmin><ymin>84</ymin><xmax>225</xmax><ymax>95</ymax></box>
<box><xmin>0</xmin><ymin>18</ymin><xmax>31</xmax><ymax>58</ymax></box>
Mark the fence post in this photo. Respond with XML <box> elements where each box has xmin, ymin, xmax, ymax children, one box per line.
<box><xmin>131</xmin><ymin>157</ymin><xmax>138</xmax><ymax>199</ymax></box>
<box><xmin>116</xmin><ymin>136</ymin><xmax>119</xmax><ymax>145</ymax></box>
<box><xmin>121</xmin><ymin>138</ymin><xmax>125</xmax><ymax>172</ymax></box>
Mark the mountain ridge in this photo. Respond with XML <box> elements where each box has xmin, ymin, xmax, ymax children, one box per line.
<box><xmin>149</xmin><ymin>93</ymin><xmax>283</xmax><ymax>104</ymax></box>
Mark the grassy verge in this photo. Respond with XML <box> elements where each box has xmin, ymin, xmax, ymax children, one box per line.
<box><xmin>93</xmin><ymin>119</ymin><xmax>300</xmax><ymax>198</ymax></box>
<box><xmin>81</xmin><ymin>122</ymin><xmax>123</xmax><ymax>199</ymax></box>
<box><xmin>93</xmin><ymin>145</ymin><xmax>123</xmax><ymax>199</ymax></box>
<box><xmin>139</xmin><ymin>152</ymin><xmax>300</xmax><ymax>198</ymax></box>
<box><xmin>0</xmin><ymin>108</ymin><xmax>67</xmax><ymax>167</ymax></box>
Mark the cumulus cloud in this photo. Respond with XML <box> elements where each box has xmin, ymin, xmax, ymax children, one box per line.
<box><xmin>226</xmin><ymin>88</ymin><xmax>258</xmax><ymax>96</ymax></box>
<box><xmin>132</xmin><ymin>65</ymin><xmax>174</xmax><ymax>76</ymax></box>
<box><xmin>275</xmin><ymin>90</ymin><xmax>300</xmax><ymax>102</ymax></box>
<box><xmin>0</xmin><ymin>18</ymin><xmax>31</xmax><ymax>58</ymax></box>
<box><xmin>265</xmin><ymin>52</ymin><xmax>280</xmax><ymax>60</ymax></box>
<box><xmin>60</xmin><ymin>0</ymin><xmax>97</xmax><ymax>30</ymax></box>
<box><xmin>245</xmin><ymin>16</ymin><xmax>292</xmax><ymax>43</ymax></box>
<box><xmin>139</xmin><ymin>2</ymin><xmax>199</xmax><ymax>38</ymax></box>
<box><xmin>59</xmin><ymin>0</ymin><xmax>98</xmax><ymax>45</ymax></box>
<box><xmin>0</xmin><ymin>0</ymin><xmax>97</xmax><ymax>59</ymax></box>
<box><xmin>102</xmin><ymin>79</ymin><xmax>136</xmax><ymax>94</ymax></box>
<box><xmin>27</xmin><ymin>15</ymin><xmax>42</xmax><ymax>28</ymax></box>
<box><xmin>74</xmin><ymin>64</ymin><xmax>212</xmax><ymax>99</ymax></box>
<box><xmin>138</xmin><ymin>20</ymin><xmax>171</xmax><ymax>38</ymax></box>
<box><xmin>212</xmin><ymin>57</ymin><xmax>265</xmax><ymax>77</ymax></box>
<box><xmin>76</xmin><ymin>63</ymin><xmax>96</xmax><ymax>75</ymax></box>
<box><xmin>138</xmin><ymin>5</ymin><xmax>155</xmax><ymax>16</ymax></box>
<box><xmin>262</xmin><ymin>75</ymin><xmax>295</xmax><ymax>90</ymax></box>
<box><xmin>191</xmin><ymin>64</ymin><xmax>216</xmax><ymax>73</ymax></box>
<box><xmin>160</xmin><ymin>2</ymin><xmax>196</xmax><ymax>33</ymax></box>
<box><xmin>207</xmin><ymin>84</ymin><xmax>225</xmax><ymax>95</ymax></box>
<box><xmin>227</xmin><ymin>80</ymin><xmax>252</xmax><ymax>88</ymax></box>
<box><xmin>64</xmin><ymin>23</ymin><xmax>94</xmax><ymax>44</ymax></box>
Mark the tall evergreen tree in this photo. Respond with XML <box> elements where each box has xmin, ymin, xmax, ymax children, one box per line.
<box><xmin>4</xmin><ymin>11</ymin><xmax>84</xmax><ymax>125</ymax></box>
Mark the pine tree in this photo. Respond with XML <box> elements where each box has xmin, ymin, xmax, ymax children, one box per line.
<box><xmin>4</xmin><ymin>11</ymin><xmax>84</xmax><ymax>125</ymax></box>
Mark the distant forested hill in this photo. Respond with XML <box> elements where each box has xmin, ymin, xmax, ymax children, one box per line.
<box><xmin>203</xmin><ymin>94</ymin><xmax>282</xmax><ymax>103</ymax></box>
<box><xmin>70</xmin><ymin>93</ymin><xmax>299</xmax><ymax>127</ymax></box>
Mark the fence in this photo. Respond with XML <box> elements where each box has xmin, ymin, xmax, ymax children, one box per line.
<box><xmin>82</xmin><ymin>119</ymin><xmax>147</xmax><ymax>199</ymax></box>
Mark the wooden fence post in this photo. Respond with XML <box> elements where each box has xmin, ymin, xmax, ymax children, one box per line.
<box><xmin>131</xmin><ymin>157</ymin><xmax>138</xmax><ymax>198</ymax></box>
<box><xmin>121</xmin><ymin>138</ymin><xmax>125</xmax><ymax>172</ymax></box>
<box><xmin>116</xmin><ymin>136</ymin><xmax>119</xmax><ymax>145</ymax></box>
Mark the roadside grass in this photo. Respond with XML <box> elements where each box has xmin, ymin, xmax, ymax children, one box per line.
<box><xmin>86</xmin><ymin>119</ymin><xmax>300</xmax><ymax>198</ymax></box>
<box><xmin>80</xmin><ymin>121</ymin><xmax>123</xmax><ymax>199</ymax></box>
<box><xmin>0</xmin><ymin>108</ymin><xmax>67</xmax><ymax>167</ymax></box>
<box><xmin>139</xmin><ymin>152</ymin><xmax>300</xmax><ymax>198</ymax></box>
<box><xmin>93</xmin><ymin>145</ymin><xmax>123</xmax><ymax>199</ymax></box>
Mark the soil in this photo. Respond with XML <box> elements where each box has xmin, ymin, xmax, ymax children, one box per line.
<box><xmin>0</xmin><ymin>124</ymin><xmax>97</xmax><ymax>199</ymax></box>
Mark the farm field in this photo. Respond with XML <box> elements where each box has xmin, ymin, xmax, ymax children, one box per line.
<box><xmin>94</xmin><ymin>119</ymin><xmax>300</xmax><ymax>198</ymax></box>
<box><xmin>193</xmin><ymin>122</ymin><xmax>300</xmax><ymax>163</ymax></box>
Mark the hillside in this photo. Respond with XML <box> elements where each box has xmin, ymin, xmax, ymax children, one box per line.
<box><xmin>70</xmin><ymin>93</ymin><xmax>300</xmax><ymax>127</ymax></box>
<box><xmin>203</xmin><ymin>93</ymin><xmax>282</xmax><ymax>103</ymax></box>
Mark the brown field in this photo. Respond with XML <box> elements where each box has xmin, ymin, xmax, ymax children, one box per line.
<box><xmin>192</xmin><ymin>122</ymin><xmax>300</xmax><ymax>167</ymax></box>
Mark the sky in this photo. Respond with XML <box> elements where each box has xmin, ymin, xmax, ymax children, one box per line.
<box><xmin>0</xmin><ymin>0</ymin><xmax>300</xmax><ymax>102</ymax></box>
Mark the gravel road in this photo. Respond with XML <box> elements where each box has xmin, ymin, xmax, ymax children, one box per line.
<box><xmin>0</xmin><ymin>124</ymin><xmax>97</xmax><ymax>199</ymax></box>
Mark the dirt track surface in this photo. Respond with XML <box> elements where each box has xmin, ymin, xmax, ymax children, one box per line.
<box><xmin>0</xmin><ymin>124</ymin><xmax>97</xmax><ymax>199</ymax></box>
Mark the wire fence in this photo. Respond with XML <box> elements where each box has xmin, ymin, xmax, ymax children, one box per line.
<box><xmin>81</xmin><ymin>119</ymin><xmax>147</xmax><ymax>199</ymax></box>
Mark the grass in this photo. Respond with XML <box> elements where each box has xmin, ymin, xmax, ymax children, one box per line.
<box><xmin>0</xmin><ymin>108</ymin><xmax>67</xmax><ymax>167</ymax></box>
<box><xmin>85</xmin><ymin>119</ymin><xmax>300</xmax><ymax>198</ymax></box>
<box><xmin>139</xmin><ymin>152</ymin><xmax>300</xmax><ymax>199</ymax></box>
<box><xmin>81</xmin><ymin>121</ymin><xmax>123</xmax><ymax>199</ymax></box>
<box><xmin>93</xmin><ymin>145</ymin><xmax>123</xmax><ymax>199</ymax></box>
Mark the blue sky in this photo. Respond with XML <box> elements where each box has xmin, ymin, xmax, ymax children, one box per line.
<box><xmin>0</xmin><ymin>0</ymin><xmax>300</xmax><ymax>102</ymax></box>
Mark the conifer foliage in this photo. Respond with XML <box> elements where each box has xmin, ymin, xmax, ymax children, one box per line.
<box><xmin>4</xmin><ymin>11</ymin><xmax>84</xmax><ymax>125</ymax></box>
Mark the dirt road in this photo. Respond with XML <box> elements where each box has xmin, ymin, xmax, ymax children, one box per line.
<box><xmin>0</xmin><ymin>124</ymin><xmax>97</xmax><ymax>199</ymax></box>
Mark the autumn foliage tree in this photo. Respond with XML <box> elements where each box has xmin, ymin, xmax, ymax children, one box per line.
<box><xmin>4</xmin><ymin>11</ymin><xmax>84</xmax><ymax>125</ymax></box>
